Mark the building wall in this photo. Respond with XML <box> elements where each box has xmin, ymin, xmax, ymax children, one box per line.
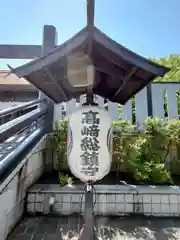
<box><xmin>0</xmin><ymin>91</ymin><xmax>38</xmax><ymax>110</ymax></box>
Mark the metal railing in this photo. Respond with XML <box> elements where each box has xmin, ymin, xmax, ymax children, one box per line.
<box><xmin>0</xmin><ymin>99</ymin><xmax>51</xmax><ymax>239</ymax></box>
<box><xmin>0</xmin><ymin>99</ymin><xmax>45</xmax><ymax>125</ymax></box>
<box><xmin>0</xmin><ymin>99</ymin><xmax>48</xmax><ymax>183</ymax></box>
<box><xmin>0</xmin><ymin>146</ymin><xmax>47</xmax><ymax>240</ymax></box>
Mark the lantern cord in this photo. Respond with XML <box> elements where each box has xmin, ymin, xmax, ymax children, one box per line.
<box><xmin>92</xmin><ymin>183</ymin><xmax>97</xmax><ymax>210</ymax></box>
<box><xmin>77</xmin><ymin>181</ymin><xmax>97</xmax><ymax>237</ymax></box>
<box><xmin>77</xmin><ymin>183</ymin><xmax>87</xmax><ymax>237</ymax></box>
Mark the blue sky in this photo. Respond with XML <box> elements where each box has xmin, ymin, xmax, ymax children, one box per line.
<box><xmin>0</xmin><ymin>0</ymin><xmax>180</xmax><ymax>69</ymax></box>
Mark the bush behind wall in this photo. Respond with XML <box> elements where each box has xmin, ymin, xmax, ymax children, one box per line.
<box><xmin>52</xmin><ymin>118</ymin><xmax>180</xmax><ymax>184</ymax></box>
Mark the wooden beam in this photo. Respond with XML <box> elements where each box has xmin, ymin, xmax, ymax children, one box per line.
<box><xmin>112</xmin><ymin>66</ymin><xmax>138</xmax><ymax>100</ymax></box>
<box><xmin>123</xmin><ymin>66</ymin><xmax>138</xmax><ymax>83</ymax></box>
<box><xmin>0</xmin><ymin>45</ymin><xmax>42</xmax><ymax>59</ymax></box>
<box><xmin>44</xmin><ymin>67</ymin><xmax>69</xmax><ymax>101</ymax></box>
<box><xmin>95</xmin><ymin>65</ymin><xmax>123</xmax><ymax>81</ymax></box>
<box><xmin>93</xmin><ymin>51</ymin><xmax>125</xmax><ymax>79</ymax></box>
<box><xmin>87</xmin><ymin>0</ymin><xmax>95</xmax><ymax>61</ymax></box>
<box><xmin>94</xmin><ymin>41</ymin><xmax>132</xmax><ymax>72</ymax></box>
<box><xmin>87</xmin><ymin>0</ymin><xmax>95</xmax><ymax>28</ymax></box>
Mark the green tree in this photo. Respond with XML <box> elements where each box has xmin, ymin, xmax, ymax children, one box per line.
<box><xmin>150</xmin><ymin>55</ymin><xmax>180</xmax><ymax>82</ymax></box>
<box><xmin>150</xmin><ymin>55</ymin><xmax>180</xmax><ymax>115</ymax></box>
<box><xmin>118</xmin><ymin>55</ymin><xmax>180</xmax><ymax>120</ymax></box>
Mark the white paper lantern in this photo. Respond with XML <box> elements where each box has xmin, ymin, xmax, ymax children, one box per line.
<box><xmin>67</xmin><ymin>105</ymin><xmax>112</xmax><ymax>182</ymax></box>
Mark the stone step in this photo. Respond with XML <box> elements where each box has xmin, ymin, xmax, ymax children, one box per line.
<box><xmin>26</xmin><ymin>184</ymin><xmax>180</xmax><ymax>217</ymax></box>
<box><xmin>7</xmin><ymin>215</ymin><xmax>180</xmax><ymax>240</ymax></box>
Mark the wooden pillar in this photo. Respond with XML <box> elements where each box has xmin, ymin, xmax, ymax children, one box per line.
<box><xmin>39</xmin><ymin>25</ymin><xmax>57</xmax><ymax>132</ymax></box>
<box><xmin>147</xmin><ymin>84</ymin><xmax>153</xmax><ymax>117</ymax></box>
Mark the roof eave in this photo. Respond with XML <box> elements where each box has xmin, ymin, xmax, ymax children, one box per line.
<box><xmin>13</xmin><ymin>27</ymin><xmax>88</xmax><ymax>78</ymax></box>
<box><xmin>93</xmin><ymin>26</ymin><xmax>170</xmax><ymax>77</ymax></box>
<box><xmin>13</xmin><ymin>26</ymin><xmax>170</xmax><ymax>79</ymax></box>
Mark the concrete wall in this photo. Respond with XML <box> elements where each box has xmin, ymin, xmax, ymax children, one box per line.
<box><xmin>0</xmin><ymin>135</ymin><xmax>47</xmax><ymax>240</ymax></box>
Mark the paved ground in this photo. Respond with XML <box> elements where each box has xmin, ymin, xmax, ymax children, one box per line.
<box><xmin>7</xmin><ymin>215</ymin><xmax>180</xmax><ymax>240</ymax></box>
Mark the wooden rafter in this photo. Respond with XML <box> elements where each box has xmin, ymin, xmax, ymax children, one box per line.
<box><xmin>44</xmin><ymin>68</ymin><xmax>68</xmax><ymax>100</ymax></box>
<box><xmin>112</xmin><ymin>66</ymin><xmax>138</xmax><ymax>100</ymax></box>
<box><xmin>93</xmin><ymin>41</ymin><xmax>132</xmax><ymax>72</ymax></box>
<box><xmin>93</xmin><ymin>54</ymin><xmax>125</xmax><ymax>80</ymax></box>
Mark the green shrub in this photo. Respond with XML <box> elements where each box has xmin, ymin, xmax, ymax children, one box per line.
<box><xmin>166</xmin><ymin>119</ymin><xmax>180</xmax><ymax>174</ymax></box>
<box><xmin>52</xmin><ymin>118</ymin><xmax>180</xmax><ymax>185</ymax></box>
<box><xmin>53</xmin><ymin>120</ymin><xmax>68</xmax><ymax>170</ymax></box>
<box><xmin>112</xmin><ymin>120</ymin><xmax>139</xmax><ymax>179</ymax></box>
<box><xmin>59</xmin><ymin>172</ymin><xmax>74</xmax><ymax>186</ymax></box>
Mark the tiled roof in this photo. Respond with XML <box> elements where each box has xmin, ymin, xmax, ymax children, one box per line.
<box><xmin>0</xmin><ymin>70</ymin><xmax>36</xmax><ymax>91</ymax></box>
<box><xmin>0</xmin><ymin>70</ymin><xmax>29</xmax><ymax>84</ymax></box>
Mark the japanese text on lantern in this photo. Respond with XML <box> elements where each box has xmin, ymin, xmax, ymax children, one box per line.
<box><xmin>80</xmin><ymin>110</ymin><xmax>100</xmax><ymax>176</ymax></box>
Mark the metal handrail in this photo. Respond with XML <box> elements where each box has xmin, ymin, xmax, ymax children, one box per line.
<box><xmin>0</xmin><ymin>127</ymin><xmax>45</xmax><ymax>184</ymax></box>
<box><xmin>0</xmin><ymin>106</ymin><xmax>47</xmax><ymax>142</ymax></box>
<box><xmin>0</xmin><ymin>99</ymin><xmax>45</xmax><ymax>118</ymax></box>
<box><xmin>0</xmin><ymin>97</ymin><xmax>48</xmax><ymax>187</ymax></box>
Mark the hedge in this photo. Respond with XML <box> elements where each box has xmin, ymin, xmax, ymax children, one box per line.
<box><xmin>52</xmin><ymin>118</ymin><xmax>180</xmax><ymax>184</ymax></box>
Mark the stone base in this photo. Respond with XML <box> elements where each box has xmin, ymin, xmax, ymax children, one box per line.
<box><xmin>27</xmin><ymin>184</ymin><xmax>180</xmax><ymax>217</ymax></box>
